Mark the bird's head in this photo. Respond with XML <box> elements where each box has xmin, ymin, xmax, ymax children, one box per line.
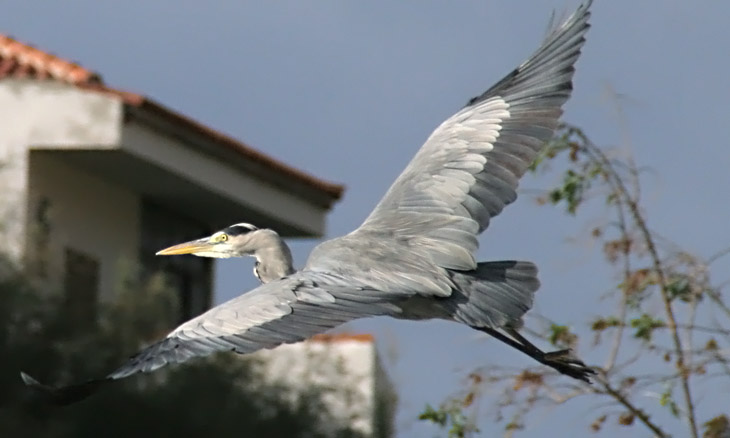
<box><xmin>156</xmin><ymin>223</ymin><xmax>272</xmax><ymax>259</ymax></box>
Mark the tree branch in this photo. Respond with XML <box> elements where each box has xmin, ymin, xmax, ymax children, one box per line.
<box><xmin>604</xmin><ymin>189</ymin><xmax>632</xmax><ymax>372</ymax></box>
<box><xmin>573</xmin><ymin>128</ymin><xmax>700</xmax><ymax>438</ymax></box>
<box><xmin>595</xmin><ymin>374</ymin><xmax>669</xmax><ymax>438</ymax></box>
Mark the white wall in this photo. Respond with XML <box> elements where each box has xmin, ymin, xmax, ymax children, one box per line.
<box><xmin>27</xmin><ymin>152</ymin><xmax>140</xmax><ymax>298</ymax></box>
<box><xmin>0</xmin><ymin>146</ymin><xmax>29</xmax><ymax>261</ymax></box>
<box><xmin>0</xmin><ymin>79</ymin><xmax>122</xmax><ymax>260</ymax></box>
<box><xmin>252</xmin><ymin>339</ymin><xmax>380</xmax><ymax>437</ymax></box>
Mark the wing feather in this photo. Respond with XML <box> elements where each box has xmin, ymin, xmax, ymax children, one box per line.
<box><xmin>108</xmin><ymin>272</ymin><xmax>402</xmax><ymax>379</ymax></box>
<box><xmin>354</xmin><ymin>2</ymin><xmax>592</xmax><ymax>271</ymax></box>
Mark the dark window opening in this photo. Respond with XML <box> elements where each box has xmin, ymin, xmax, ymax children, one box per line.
<box><xmin>63</xmin><ymin>247</ymin><xmax>99</xmax><ymax>329</ymax></box>
<box><xmin>29</xmin><ymin>196</ymin><xmax>53</xmax><ymax>277</ymax></box>
<box><xmin>165</xmin><ymin>267</ymin><xmax>194</xmax><ymax>323</ymax></box>
<box><xmin>140</xmin><ymin>201</ymin><xmax>212</xmax><ymax>323</ymax></box>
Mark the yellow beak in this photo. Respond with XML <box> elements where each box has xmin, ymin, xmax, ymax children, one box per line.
<box><xmin>156</xmin><ymin>240</ymin><xmax>214</xmax><ymax>256</ymax></box>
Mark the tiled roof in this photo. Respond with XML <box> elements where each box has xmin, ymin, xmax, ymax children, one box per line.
<box><xmin>0</xmin><ymin>34</ymin><xmax>101</xmax><ymax>85</ymax></box>
<box><xmin>309</xmin><ymin>333</ymin><xmax>375</xmax><ymax>343</ymax></box>
<box><xmin>0</xmin><ymin>33</ymin><xmax>344</xmax><ymax>204</ymax></box>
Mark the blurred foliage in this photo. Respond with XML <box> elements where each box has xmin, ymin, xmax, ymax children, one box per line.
<box><xmin>0</xmin><ymin>254</ymin><xmax>362</xmax><ymax>438</ymax></box>
<box><xmin>418</xmin><ymin>374</ymin><xmax>483</xmax><ymax>438</ymax></box>
<box><xmin>419</xmin><ymin>403</ymin><xmax>477</xmax><ymax>438</ymax></box>
<box><xmin>420</xmin><ymin>124</ymin><xmax>730</xmax><ymax>438</ymax></box>
<box><xmin>703</xmin><ymin>415</ymin><xmax>730</xmax><ymax>438</ymax></box>
<box><xmin>629</xmin><ymin>314</ymin><xmax>666</xmax><ymax>342</ymax></box>
<box><xmin>547</xmin><ymin>324</ymin><xmax>576</xmax><ymax>348</ymax></box>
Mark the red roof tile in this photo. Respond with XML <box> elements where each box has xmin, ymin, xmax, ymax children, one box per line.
<box><xmin>309</xmin><ymin>333</ymin><xmax>375</xmax><ymax>343</ymax></box>
<box><xmin>0</xmin><ymin>34</ymin><xmax>101</xmax><ymax>85</ymax></box>
<box><xmin>0</xmin><ymin>33</ymin><xmax>344</xmax><ymax>204</ymax></box>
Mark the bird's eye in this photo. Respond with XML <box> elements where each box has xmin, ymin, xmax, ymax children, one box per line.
<box><xmin>218</xmin><ymin>234</ymin><xmax>228</xmax><ymax>242</ymax></box>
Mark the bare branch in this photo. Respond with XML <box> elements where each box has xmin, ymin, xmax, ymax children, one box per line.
<box><xmin>707</xmin><ymin>246</ymin><xmax>730</xmax><ymax>266</ymax></box>
<box><xmin>705</xmin><ymin>288</ymin><xmax>730</xmax><ymax>320</ymax></box>
<box><xmin>573</xmin><ymin>128</ymin><xmax>700</xmax><ymax>438</ymax></box>
<box><xmin>605</xmin><ymin>192</ymin><xmax>632</xmax><ymax>372</ymax></box>
<box><xmin>594</xmin><ymin>373</ymin><xmax>669</xmax><ymax>438</ymax></box>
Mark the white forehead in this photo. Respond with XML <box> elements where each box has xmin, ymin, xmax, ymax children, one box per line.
<box><xmin>230</xmin><ymin>223</ymin><xmax>258</xmax><ymax>231</ymax></box>
<box><xmin>221</xmin><ymin>222</ymin><xmax>259</xmax><ymax>237</ymax></box>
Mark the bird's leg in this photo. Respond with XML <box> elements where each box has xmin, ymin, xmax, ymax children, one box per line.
<box><xmin>506</xmin><ymin>328</ymin><xmax>596</xmax><ymax>382</ymax></box>
<box><xmin>473</xmin><ymin>326</ymin><xmax>595</xmax><ymax>383</ymax></box>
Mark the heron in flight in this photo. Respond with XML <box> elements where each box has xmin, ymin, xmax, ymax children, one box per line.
<box><xmin>157</xmin><ymin>222</ymin><xmax>296</xmax><ymax>284</ymax></box>
<box><xmin>22</xmin><ymin>1</ymin><xmax>595</xmax><ymax>403</ymax></box>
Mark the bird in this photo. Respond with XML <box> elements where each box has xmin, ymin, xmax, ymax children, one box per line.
<box><xmin>21</xmin><ymin>0</ymin><xmax>595</xmax><ymax>404</ymax></box>
<box><xmin>156</xmin><ymin>222</ymin><xmax>295</xmax><ymax>284</ymax></box>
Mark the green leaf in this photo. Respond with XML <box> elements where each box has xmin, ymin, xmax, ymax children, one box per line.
<box><xmin>659</xmin><ymin>385</ymin><xmax>680</xmax><ymax>418</ymax></box>
<box><xmin>630</xmin><ymin>314</ymin><xmax>665</xmax><ymax>341</ymax></box>
<box><xmin>418</xmin><ymin>401</ymin><xmax>479</xmax><ymax>437</ymax></box>
<box><xmin>548</xmin><ymin>324</ymin><xmax>577</xmax><ymax>347</ymax></box>
<box><xmin>419</xmin><ymin>404</ymin><xmax>447</xmax><ymax>426</ymax></box>
<box><xmin>591</xmin><ymin>317</ymin><xmax>622</xmax><ymax>331</ymax></box>
<box><xmin>666</xmin><ymin>276</ymin><xmax>694</xmax><ymax>302</ymax></box>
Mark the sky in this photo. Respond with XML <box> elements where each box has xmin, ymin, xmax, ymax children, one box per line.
<box><xmin>3</xmin><ymin>0</ymin><xmax>729</xmax><ymax>436</ymax></box>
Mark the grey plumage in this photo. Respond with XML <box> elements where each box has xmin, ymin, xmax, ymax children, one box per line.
<box><xmin>245</xmin><ymin>229</ymin><xmax>295</xmax><ymax>283</ymax></box>
<box><xmin>21</xmin><ymin>1</ymin><xmax>595</xmax><ymax>403</ymax></box>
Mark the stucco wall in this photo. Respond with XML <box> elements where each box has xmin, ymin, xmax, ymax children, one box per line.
<box><xmin>26</xmin><ymin>152</ymin><xmax>140</xmax><ymax>298</ymax></box>
<box><xmin>251</xmin><ymin>340</ymin><xmax>383</xmax><ymax>437</ymax></box>
<box><xmin>0</xmin><ymin>79</ymin><xmax>122</xmax><ymax>260</ymax></box>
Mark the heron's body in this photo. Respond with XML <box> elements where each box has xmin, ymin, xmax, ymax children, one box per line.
<box><xmin>22</xmin><ymin>1</ymin><xmax>596</xmax><ymax>402</ymax></box>
<box><xmin>248</xmin><ymin>229</ymin><xmax>295</xmax><ymax>283</ymax></box>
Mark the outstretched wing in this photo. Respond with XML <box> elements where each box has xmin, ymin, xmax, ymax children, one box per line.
<box><xmin>354</xmin><ymin>1</ymin><xmax>592</xmax><ymax>271</ymax></box>
<box><xmin>109</xmin><ymin>271</ymin><xmax>402</xmax><ymax>379</ymax></box>
<box><xmin>21</xmin><ymin>271</ymin><xmax>403</xmax><ymax>403</ymax></box>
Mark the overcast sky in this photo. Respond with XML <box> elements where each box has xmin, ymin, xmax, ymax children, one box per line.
<box><xmin>3</xmin><ymin>1</ymin><xmax>729</xmax><ymax>436</ymax></box>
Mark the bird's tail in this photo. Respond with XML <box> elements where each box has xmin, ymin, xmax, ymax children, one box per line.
<box><xmin>446</xmin><ymin>260</ymin><xmax>540</xmax><ymax>330</ymax></box>
<box><xmin>447</xmin><ymin>261</ymin><xmax>595</xmax><ymax>383</ymax></box>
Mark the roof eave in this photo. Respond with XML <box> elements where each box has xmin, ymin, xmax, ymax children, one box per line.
<box><xmin>76</xmin><ymin>83</ymin><xmax>344</xmax><ymax>210</ymax></box>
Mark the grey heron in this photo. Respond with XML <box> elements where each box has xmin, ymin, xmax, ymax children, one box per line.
<box><xmin>22</xmin><ymin>0</ymin><xmax>595</xmax><ymax>403</ymax></box>
<box><xmin>156</xmin><ymin>222</ymin><xmax>295</xmax><ymax>284</ymax></box>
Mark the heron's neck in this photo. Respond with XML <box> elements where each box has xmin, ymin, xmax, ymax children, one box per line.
<box><xmin>253</xmin><ymin>240</ymin><xmax>295</xmax><ymax>283</ymax></box>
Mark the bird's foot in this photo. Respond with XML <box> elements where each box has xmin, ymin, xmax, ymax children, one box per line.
<box><xmin>538</xmin><ymin>349</ymin><xmax>596</xmax><ymax>383</ymax></box>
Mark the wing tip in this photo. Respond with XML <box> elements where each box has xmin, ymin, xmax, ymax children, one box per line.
<box><xmin>465</xmin><ymin>0</ymin><xmax>592</xmax><ymax>109</ymax></box>
<box><xmin>20</xmin><ymin>370</ymin><xmax>114</xmax><ymax>406</ymax></box>
<box><xmin>20</xmin><ymin>371</ymin><xmax>42</xmax><ymax>387</ymax></box>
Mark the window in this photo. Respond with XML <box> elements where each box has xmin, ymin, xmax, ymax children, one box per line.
<box><xmin>140</xmin><ymin>201</ymin><xmax>212</xmax><ymax>323</ymax></box>
<box><xmin>63</xmin><ymin>247</ymin><xmax>100</xmax><ymax>327</ymax></box>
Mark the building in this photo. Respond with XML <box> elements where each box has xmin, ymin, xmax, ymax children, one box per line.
<box><xmin>251</xmin><ymin>333</ymin><xmax>397</xmax><ymax>438</ymax></box>
<box><xmin>0</xmin><ymin>35</ymin><xmax>397</xmax><ymax>436</ymax></box>
<box><xmin>0</xmin><ymin>34</ymin><xmax>344</xmax><ymax>320</ymax></box>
